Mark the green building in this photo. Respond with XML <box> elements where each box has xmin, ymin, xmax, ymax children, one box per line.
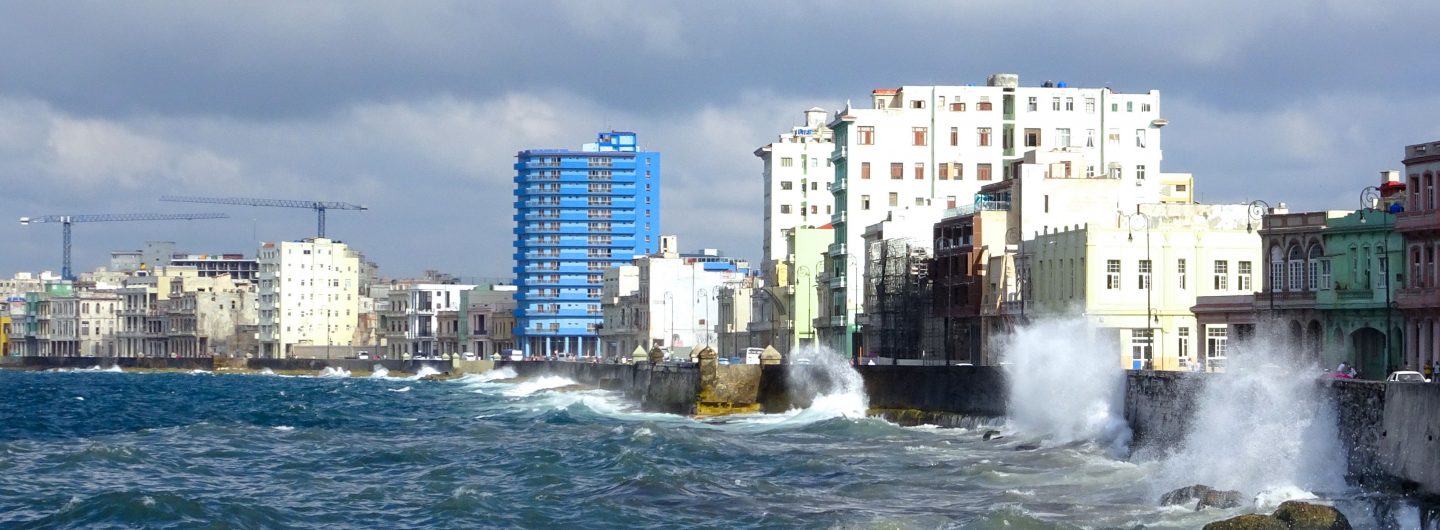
<box><xmin>1314</xmin><ymin>209</ymin><xmax>1405</xmax><ymax>377</ymax></box>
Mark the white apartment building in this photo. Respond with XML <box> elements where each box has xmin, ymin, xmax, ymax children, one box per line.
<box><xmin>1025</xmin><ymin>203</ymin><xmax>1260</xmax><ymax>370</ymax></box>
<box><xmin>823</xmin><ymin>73</ymin><xmax>1168</xmax><ymax>356</ymax></box>
<box><xmin>757</xmin><ymin>107</ymin><xmax>837</xmax><ymax>265</ymax></box>
<box><xmin>257</xmin><ymin>238</ymin><xmax>362</xmax><ymax>358</ymax></box>
<box><xmin>403</xmin><ymin>283</ymin><xmax>476</xmax><ymax>358</ymax></box>
<box><xmin>599</xmin><ymin>239</ymin><xmax>750</xmax><ymax>359</ymax></box>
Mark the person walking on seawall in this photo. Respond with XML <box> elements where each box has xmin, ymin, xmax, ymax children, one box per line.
<box><xmin>1426</xmin><ymin>361</ymin><xmax>1435</xmax><ymax>383</ymax></box>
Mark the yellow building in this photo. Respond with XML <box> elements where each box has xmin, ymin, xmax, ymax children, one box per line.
<box><xmin>1026</xmin><ymin>203</ymin><xmax>1261</xmax><ymax>370</ymax></box>
<box><xmin>1</xmin><ymin>314</ymin><xmax>10</xmax><ymax>356</ymax></box>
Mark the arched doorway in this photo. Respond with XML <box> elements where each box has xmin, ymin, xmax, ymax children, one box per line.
<box><xmin>1289</xmin><ymin>320</ymin><xmax>1304</xmax><ymax>355</ymax></box>
<box><xmin>1351</xmin><ymin>327</ymin><xmax>1386</xmax><ymax>379</ymax></box>
<box><xmin>1306</xmin><ymin>320</ymin><xmax>1322</xmax><ymax>362</ymax></box>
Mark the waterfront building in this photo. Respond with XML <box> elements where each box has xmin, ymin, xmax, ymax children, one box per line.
<box><xmin>1313</xmin><ymin>208</ymin><xmax>1404</xmax><ymax>376</ymax></box>
<box><xmin>513</xmin><ymin>131</ymin><xmax>661</xmax><ymax>357</ymax></box>
<box><xmin>257</xmin><ymin>238</ymin><xmax>363</xmax><ymax>358</ymax></box>
<box><xmin>758</xmin><ymin>108</ymin><xmax>836</xmax><ymax>265</ymax></box>
<box><xmin>1397</xmin><ymin>141</ymin><xmax>1440</xmax><ymax>373</ymax></box>
<box><xmin>1026</xmin><ymin>203</ymin><xmax>1260</xmax><ymax>370</ymax></box>
<box><xmin>44</xmin><ymin>289</ymin><xmax>120</xmax><ymax>357</ymax></box>
<box><xmin>0</xmin><ymin>313</ymin><xmax>9</xmax><ymax>356</ymax></box>
<box><xmin>748</xmin><ymin>225</ymin><xmax>832</xmax><ymax>356</ymax></box>
<box><xmin>165</xmin><ymin>275</ymin><xmax>257</xmax><ymax>357</ymax></box>
<box><xmin>462</xmin><ymin>285</ymin><xmax>517</xmax><ymax>358</ymax></box>
<box><xmin>598</xmin><ymin>237</ymin><xmax>749</xmax><ymax>359</ymax></box>
<box><xmin>856</xmin><ymin>205</ymin><xmax>947</xmax><ymax>361</ymax></box>
<box><xmin>715</xmin><ymin>279</ymin><xmax>756</xmax><ymax>357</ymax></box>
<box><xmin>823</xmin><ymin>74</ymin><xmax>1167</xmax><ymax>358</ymax></box>
<box><xmin>934</xmin><ymin>204</ymin><xmax>1011</xmax><ymax>365</ymax></box>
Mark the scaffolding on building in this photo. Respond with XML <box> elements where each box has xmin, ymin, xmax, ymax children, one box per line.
<box><xmin>865</xmin><ymin>238</ymin><xmax>944</xmax><ymax>361</ymax></box>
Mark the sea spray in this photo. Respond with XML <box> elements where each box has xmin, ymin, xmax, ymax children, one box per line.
<box><xmin>786</xmin><ymin>344</ymin><xmax>868</xmax><ymax>418</ymax></box>
<box><xmin>503</xmin><ymin>376</ymin><xmax>578</xmax><ymax>397</ymax></box>
<box><xmin>1000</xmin><ymin>316</ymin><xmax>1131</xmax><ymax>454</ymax></box>
<box><xmin>370</xmin><ymin>365</ymin><xmax>391</xmax><ymax>378</ymax></box>
<box><xmin>1154</xmin><ymin>335</ymin><xmax>1344</xmax><ymax>502</ymax></box>
<box><xmin>409</xmin><ymin>365</ymin><xmax>442</xmax><ymax>380</ymax></box>
<box><xmin>318</xmin><ymin>366</ymin><xmax>351</xmax><ymax>378</ymax></box>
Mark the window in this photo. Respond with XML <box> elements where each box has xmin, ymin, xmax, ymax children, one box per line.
<box><xmin>858</xmin><ymin>126</ymin><xmax>875</xmax><ymax>145</ymax></box>
<box><xmin>1127</xmin><ymin>101</ymin><xmax>1134</xmax><ymax>112</ymax></box>
<box><xmin>1318</xmin><ymin>259</ymin><xmax>1333</xmax><ymax>290</ymax></box>
<box><xmin>861</xmin><ymin>195</ymin><xmax>871</xmax><ymax>210</ymax></box>
<box><xmin>1142</xmin><ymin>103</ymin><xmax>1152</xmax><ymax>112</ymax></box>
<box><xmin>1214</xmin><ymin>260</ymin><xmax>1230</xmax><ymax>290</ymax></box>
<box><xmin>978</xmin><ymin>99</ymin><xmax>993</xmax><ymax>111</ymax></box>
<box><xmin>914</xmin><ymin>197</ymin><xmax>926</xmax><ymax>206</ymax></box>
<box><xmin>1051</xmin><ymin>97</ymin><xmax>1061</xmax><ymax>111</ymax></box>
<box><xmin>1178</xmin><ymin>327</ymin><xmax>1191</xmax><ymax>366</ymax></box>
<box><xmin>914</xmin><ymin>163</ymin><xmax>925</xmax><ymax>180</ymax></box>
<box><xmin>1287</xmin><ymin>245</ymin><xmax>1305</xmax><ymax>292</ymax></box>
<box><xmin>949</xmin><ymin>127</ymin><xmax>958</xmax><ymax>146</ymax></box>
<box><xmin>811</xmin><ymin>181</ymin><xmax>818</xmax><ymax>191</ymax></box>
<box><xmin>1057</xmin><ymin>128</ymin><xmax>1071</xmax><ymax>148</ymax></box>
<box><xmin>1110</xmin><ymin>165</ymin><xmax>1122</xmax><ymax>179</ymax></box>
<box><xmin>1238</xmin><ymin>261</ymin><xmax>1252</xmax><ymax>291</ymax></box>
<box><xmin>810</xmin><ymin>205</ymin><xmax>818</xmax><ymax>214</ymax></box>
<box><xmin>1136</xmin><ymin>165</ymin><xmax>1147</xmax><ymax>181</ymax></box>
<box><xmin>977</xmin><ymin>163</ymin><xmax>992</xmax><ymax>181</ymax></box>
<box><xmin>1178</xmin><ymin>258</ymin><xmax>1187</xmax><ymax>289</ymax></box>
<box><xmin>780</xmin><ymin>181</ymin><xmax>793</xmax><ymax>190</ymax></box>
<box><xmin>1108</xmin><ymin>129</ymin><xmax>1121</xmax><ymax>145</ymax></box>
<box><xmin>780</xmin><ymin>157</ymin><xmax>794</xmax><ymax>167</ymax></box>
<box><xmin>1086</xmin><ymin>129</ymin><xmax>1096</xmax><ymax>148</ymax></box>
<box><xmin>1377</xmin><ymin>256</ymin><xmax>1389</xmax><ymax>289</ymax></box>
<box><xmin>1085</xmin><ymin>98</ymin><xmax>1095</xmax><ymax>113</ymax></box>
<box><xmin>1027</xmin><ymin>97</ymin><xmax>1037</xmax><ymax>112</ymax></box>
<box><xmin>1024</xmin><ymin>128</ymin><xmax>1040</xmax><ymax>147</ymax></box>
<box><xmin>953</xmin><ymin>162</ymin><xmax>963</xmax><ymax>180</ymax></box>
<box><xmin>950</xmin><ymin>102</ymin><xmax>966</xmax><ymax>112</ymax></box>
<box><xmin>910</xmin><ymin>99</ymin><xmax>925</xmax><ymax>109</ymax></box>
<box><xmin>1206</xmin><ymin>326</ymin><xmax>1228</xmax><ymax>360</ymax></box>
<box><xmin>861</xmin><ymin>162</ymin><xmax>871</xmax><ymax>179</ymax></box>
<box><xmin>939</xmin><ymin>163</ymin><xmax>950</xmax><ymax>180</ymax></box>
<box><xmin>1065</xmin><ymin>97</ymin><xmax>1074</xmax><ymax>111</ymax></box>
<box><xmin>1135</xmin><ymin>129</ymin><xmax>1147</xmax><ymax>148</ymax></box>
<box><xmin>780</xmin><ymin>204</ymin><xmax>792</xmax><ymax>214</ymax></box>
<box><xmin>890</xmin><ymin>163</ymin><xmax>903</xmax><ymax>179</ymax></box>
<box><xmin>1131</xmin><ymin>329</ymin><xmax>1153</xmax><ymax>369</ymax></box>
<box><xmin>913</xmin><ymin>127</ymin><xmax>928</xmax><ymax>146</ymax></box>
<box><xmin>1267</xmin><ymin>248</ymin><xmax>1283</xmax><ymax>292</ymax></box>
<box><xmin>1308</xmin><ymin>245</ymin><xmax>1324</xmax><ymax>290</ymax></box>
<box><xmin>888</xmin><ymin>192</ymin><xmax>898</xmax><ymax>207</ymax></box>
<box><xmin>1106</xmin><ymin>260</ymin><xmax>1121</xmax><ymax>289</ymax></box>
<box><xmin>1138</xmin><ymin>259</ymin><xmax>1152</xmax><ymax>289</ymax></box>
<box><xmin>977</xmin><ymin>127</ymin><xmax>992</xmax><ymax>146</ymax></box>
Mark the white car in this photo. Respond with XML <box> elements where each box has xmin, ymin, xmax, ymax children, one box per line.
<box><xmin>461</xmin><ymin>352</ymin><xmax>477</xmax><ymax>362</ymax></box>
<box><xmin>1387</xmin><ymin>371</ymin><xmax>1430</xmax><ymax>383</ymax></box>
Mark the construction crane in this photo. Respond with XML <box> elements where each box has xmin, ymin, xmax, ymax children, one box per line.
<box><xmin>159</xmin><ymin>195</ymin><xmax>368</xmax><ymax>238</ymax></box>
<box><xmin>18</xmin><ymin>213</ymin><xmax>229</xmax><ymax>281</ymax></box>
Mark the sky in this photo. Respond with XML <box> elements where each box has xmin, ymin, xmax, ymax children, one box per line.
<box><xmin>2</xmin><ymin>1</ymin><xmax>1438</xmax><ymax>280</ymax></box>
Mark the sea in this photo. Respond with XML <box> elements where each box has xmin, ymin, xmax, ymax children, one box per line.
<box><xmin>0</xmin><ymin>361</ymin><xmax>1431</xmax><ymax>529</ymax></box>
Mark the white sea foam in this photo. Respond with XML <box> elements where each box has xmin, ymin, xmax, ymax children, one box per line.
<box><xmin>74</xmin><ymin>396</ymin><xmax>84</xmax><ymax>401</ymax></box>
<box><xmin>370</xmin><ymin>365</ymin><xmax>391</xmax><ymax>378</ymax></box>
<box><xmin>273</xmin><ymin>425</ymin><xmax>295</xmax><ymax>431</ymax></box>
<box><xmin>389</xmin><ymin>386</ymin><xmax>412</xmax><ymax>393</ymax></box>
<box><xmin>258</xmin><ymin>368</ymin><xmax>275</xmax><ymax>376</ymax></box>
<box><xmin>1001</xmin><ymin>316</ymin><xmax>1131</xmax><ymax>455</ymax></box>
<box><xmin>409</xmin><ymin>365</ymin><xmax>442</xmax><ymax>380</ymax></box>
<box><xmin>318</xmin><ymin>366</ymin><xmax>351</xmax><ymax>378</ymax></box>
<box><xmin>1155</xmin><ymin>333</ymin><xmax>1344</xmax><ymax>503</ymax></box>
<box><xmin>189</xmin><ymin>369</ymin><xmax>211</xmax><ymax>375</ymax></box>
<box><xmin>785</xmin><ymin>343</ymin><xmax>869</xmax><ymax>419</ymax></box>
<box><xmin>460</xmin><ymin>366</ymin><xmax>517</xmax><ymax>383</ymax></box>
<box><xmin>502</xmin><ymin>376</ymin><xmax>578</xmax><ymax>397</ymax></box>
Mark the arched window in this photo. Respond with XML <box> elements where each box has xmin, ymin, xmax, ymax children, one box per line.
<box><xmin>1306</xmin><ymin>244</ymin><xmax>1324</xmax><ymax>291</ymax></box>
<box><xmin>1287</xmin><ymin>245</ymin><xmax>1305</xmax><ymax>292</ymax></box>
<box><xmin>1269</xmin><ymin>245</ymin><xmax>1284</xmax><ymax>292</ymax></box>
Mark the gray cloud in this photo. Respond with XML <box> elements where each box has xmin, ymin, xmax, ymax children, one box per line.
<box><xmin>1</xmin><ymin>1</ymin><xmax>1437</xmax><ymax>278</ymax></box>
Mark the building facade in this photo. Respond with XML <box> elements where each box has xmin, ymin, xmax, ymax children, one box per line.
<box><xmin>824</xmin><ymin>74</ymin><xmax>1168</xmax><ymax>359</ymax></box>
<box><xmin>513</xmin><ymin>131</ymin><xmax>660</xmax><ymax>357</ymax></box>
<box><xmin>257</xmin><ymin>238</ymin><xmax>363</xmax><ymax>358</ymax></box>
<box><xmin>1398</xmin><ymin>141</ymin><xmax>1440</xmax><ymax>373</ymax></box>
<box><xmin>758</xmin><ymin>108</ymin><xmax>836</xmax><ymax>265</ymax></box>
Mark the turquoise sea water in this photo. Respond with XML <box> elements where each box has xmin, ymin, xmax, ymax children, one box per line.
<box><xmin>0</xmin><ymin>368</ymin><xmax>1425</xmax><ymax>529</ymax></box>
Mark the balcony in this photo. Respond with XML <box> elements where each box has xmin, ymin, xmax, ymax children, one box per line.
<box><xmin>1396</xmin><ymin>286</ymin><xmax>1439</xmax><ymax>309</ymax></box>
<box><xmin>1395</xmin><ymin>208</ymin><xmax>1440</xmax><ymax>234</ymax></box>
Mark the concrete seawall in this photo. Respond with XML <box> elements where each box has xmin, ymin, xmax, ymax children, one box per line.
<box><xmin>494</xmin><ymin>361</ymin><xmax>700</xmax><ymax>415</ymax></box>
<box><xmin>245</xmin><ymin>358</ymin><xmax>452</xmax><ymax>376</ymax></box>
<box><xmin>0</xmin><ymin>356</ymin><xmax>217</xmax><ymax>371</ymax></box>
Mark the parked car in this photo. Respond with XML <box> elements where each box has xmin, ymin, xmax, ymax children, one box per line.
<box><xmin>1387</xmin><ymin>370</ymin><xmax>1430</xmax><ymax>383</ymax></box>
<box><xmin>461</xmin><ymin>351</ymin><xmax>477</xmax><ymax>362</ymax></box>
<box><xmin>509</xmin><ymin>350</ymin><xmax>524</xmax><ymax>362</ymax></box>
<box><xmin>356</xmin><ymin>351</ymin><xmax>370</xmax><ymax>360</ymax></box>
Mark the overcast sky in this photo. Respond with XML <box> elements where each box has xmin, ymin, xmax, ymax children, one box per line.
<box><xmin>2</xmin><ymin>1</ymin><xmax>1438</xmax><ymax>279</ymax></box>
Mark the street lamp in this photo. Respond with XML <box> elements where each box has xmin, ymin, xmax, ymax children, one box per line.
<box><xmin>797</xmin><ymin>265</ymin><xmax>813</xmax><ymax>349</ymax></box>
<box><xmin>663</xmin><ymin>291</ymin><xmax>674</xmax><ymax>353</ymax></box>
<box><xmin>1360</xmin><ymin>185</ymin><xmax>1398</xmax><ymax>375</ymax></box>
<box><xmin>1127</xmin><ymin>212</ymin><xmax>1157</xmax><ymax>370</ymax></box>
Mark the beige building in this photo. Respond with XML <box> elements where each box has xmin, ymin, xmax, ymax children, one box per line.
<box><xmin>257</xmin><ymin>238</ymin><xmax>362</xmax><ymax>358</ymax></box>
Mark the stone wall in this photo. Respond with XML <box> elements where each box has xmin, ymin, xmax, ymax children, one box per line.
<box><xmin>1379</xmin><ymin>382</ymin><xmax>1440</xmax><ymax>493</ymax></box>
<box><xmin>246</xmin><ymin>358</ymin><xmax>451</xmax><ymax>375</ymax></box>
<box><xmin>1124</xmin><ymin>371</ymin><xmax>1205</xmax><ymax>451</ymax></box>
<box><xmin>493</xmin><ymin>361</ymin><xmax>700</xmax><ymax>415</ymax></box>
<box><xmin>860</xmin><ymin>365</ymin><xmax>1008</xmax><ymax>418</ymax></box>
<box><xmin>0</xmin><ymin>356</ymin><xmax>216</xmax><ymax>371</ymax></box>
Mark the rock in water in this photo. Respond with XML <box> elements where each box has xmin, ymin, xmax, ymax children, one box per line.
<box><xmin>1160</xmin><ymin>485</ymin><xmax>1213</xmax><ymax>506</ymax></box>
<box><xmin>1202</xmin><ymin>514</ymin><xmax>1288</xmax><ymax>530</ymax></box>
<box><xmin>1197</xmin><ymin>489</ymin><xmax>1244</xmax><ymax>510</ymax></box>
<box><xmin>982</xmin><ymin>429</ymin><xmax>1002</xmax><ymax>441</ymax></box>
<box><xmin>1158</xmin><ymin>484</ymin><xmax>1244</xmax><ymax>511</ymax></box>
<box><xmin>1272</xmin><ymin>501</ymin><xmax>1352</xmax><ymax>530</ymax></box>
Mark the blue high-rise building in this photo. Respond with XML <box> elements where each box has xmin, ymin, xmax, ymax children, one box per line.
<box><xmin>513</xmin><ymin>131</ymin><xmax>660</xmax><ymax>357</ymax></box>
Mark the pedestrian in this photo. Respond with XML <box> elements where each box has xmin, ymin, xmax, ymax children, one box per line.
<box><xmin>1425</xmin><ymin>361</ymin><xmax>1434</xmax><ymax>382</ymax></box>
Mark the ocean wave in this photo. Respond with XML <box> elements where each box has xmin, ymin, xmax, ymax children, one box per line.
<box><xmin>408</xmin><ymin>365</ymin><xmax>442</xmax><ymax>380</ymax></box>
<box><xmin>318</xmin><ymin>367</ymin><xmax>351</xmax><ymax>378</ymax></box>
<box><xmin>501</xmin><ymin>376</ymin><xmax>578</xmax><ymax>397</ymax></box>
